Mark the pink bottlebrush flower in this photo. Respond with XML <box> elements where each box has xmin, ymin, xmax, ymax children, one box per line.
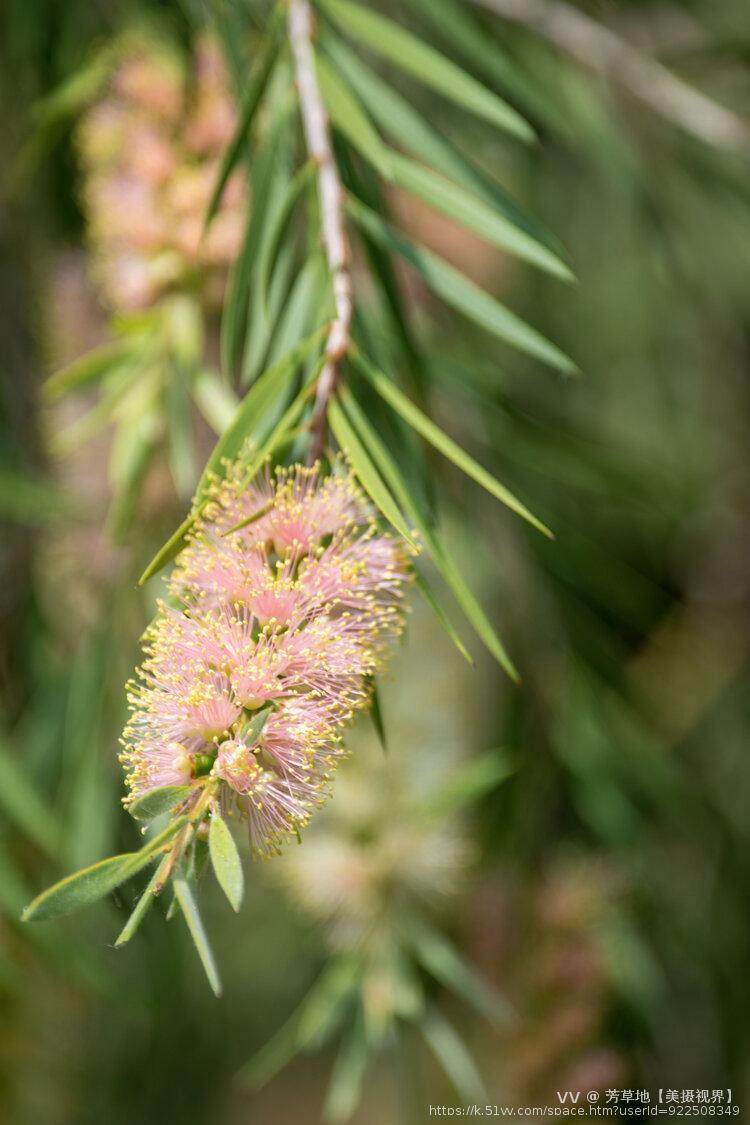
<box><xmin>120</xmin><ymin>459</ymin><xmax>412</xmax><ymax>856</ymax></box>
<box><xmin>112</xmin><ymin>52</ymin><xmax>184</xmax><ymax>123</ymax></box>
<box><xmin>78</xmin><ymin>33</ymin><xmax>247</xmax><ymax>313</ymax></box>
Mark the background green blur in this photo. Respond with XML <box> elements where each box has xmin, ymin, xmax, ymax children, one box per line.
<box><xmin>1</xmin><ymin>1</ymin><xmax>749</xmax><ymax>1121</ymax></box>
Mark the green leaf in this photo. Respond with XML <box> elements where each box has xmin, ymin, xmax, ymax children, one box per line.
<box><xmin>21</xmin><ymin>854</ymin><xmax>135</xmax><ymax>923</ymax></box>
<box><xmin>349</xmin><ymin>202</ymin><xmax>576</xmax><ymax>375</ymax></box>
<box><xmin>403</xmin><ymin>0</ymin><xmax>547</xmax><ymax>119</ymax></box>
<box><xmin>256</xmin><ymin>160</ymin><xmax>316</xmax><ymax>320</ymax></box>
<box><xmin>239</xmin><ymin>1011</ymin><xmax>304</xmax><ymax>1089</ymax></box>
<box><xmin>413</xmin><ymin>571</ymin><xmax>473</xmax><ymax>666</ymax></box>
<box><xmin>368</xmin><ymin>679</ymin><xmax>388</xmax><ymax>754</ymax></box>
<box><xmin>128</xmin><ymin>784</ymin><xmax>193</xmax><ymax>822</ymax></box>
<box><xmin>21</xmin><ymin>816</ymin><xmax>188</xmax><ymax>923</ymax></box>
<box><xmin>222</xmin><ymin>496</ymin><xmax>274</xmax><ymax>538</ymax></box>
<box><xmin>318</xmin><ymin>0</ymin><xmax>533</xmax><ymax>143</ymax></box>
<box><xmin>339</xmin><ymin>385</ymin><xmax>518</xmax><ymax>678</ymax></box>
<box><xmin>173</xmin><ymin>876</ymin><xmax>223</xmax><ymax>997</ymax></box>
<box><xmin>192</xmin><ymin>369</ymin><xmax>240</xmax><ymax>435</ymax></box>
<box><xmin>427</xmin><ymin>531</ymin><xmax>521</xmax><ymax>681</ymax></box>
<box><xmin>221</xmin><ymin>96</ymin><xmax>294</xmax><ymax>379</ymax></box>
<box><xmin>408</xmin><ymin>915</ymin><xmax>511</xmax><ymax>1026</ymax></box>
<box><xmin>114</xmin><ymin>853</ymin><xmax>171</xmax><ymax>947</ymax></box>
<box><xmin>44</xmin><ymin>342</ymin><xmax>132</xmax><ymax>401</ymax></box>
<box><xmin>236</xmin><ymin>703</ymin><xmax>275</xmax><ymax>742</ymax></box>
<box><xmin>423</xmin><ymin>749</ymin><xmax>516</xmax><ymax>818</ymax></box>
<box><xmin>201</xmin><ymin>326</ymin><xmax>326</xmax><ymax>495</ymax></box>
<box><xmin>316</xmin><ymin>56</ymin><xmax>393</xmax><ymax>180</ymax></box>
<box><xmin>105</xmin><ymin>414</ymin><xmax>160</xmax><ymax>543</ymax></box>
<box><xmin>296</xmin><ymin>958</ymin><xmax>361</xmax><ymax>1050</ymax></box>
<box><xmin>209</xmin><ymin>815</ymin><xmax>244</xmax><ymax>913</ymax></box>
<box><xmin>239</xmin><ymin>960</ymin><xmax>359</xmax><ymax>1088</ymax></box>
<box><xmin>138</xmin><ymin>503</ymin><xmax>205</xmax><ymax>586</ymax></box>
<box><xmin>139</xmin><ymin>329</ymin><xmax>324</xmax><ymax>588</ymax></box>
<box><xmin>204</xmin><ymin>10</ymin><xmax>282</xmax><ymax>229</ymax></box>
<box><xmin>30</xmin><ymin>47</ymin><xmax>113</xmax><ymax>129</ymax></box>
<box><xmin>388</xmin><ymin>152</ymin><xmax>573</xmax><ymax>282</ymax></box>
<box><xmin>420</xmin><ymin>1010</ymin><xmax>486</xmax><ymax>1103</ymax></box>
<box><xmin>323</xmin><ymin>1015</ymin><xmax>369</xmax><ymax>1125</ymax></box>
<box><xmin>0</xmin><ymin>470</ymin><xmax>73</xmax><ymax>526</ymax></box>
<box><xmin>264</xmin><ymin>253</ymin><xmax>328</xmax><ymax>368</ymax></box>
<box><xmin>328</xmin><ymin>397</ymin><xmax>418</xmax><ymax>550</ymax></box>
<box><xmin>323</xmin><ymin>35</ymin><xmax>561</xmax><ymax>254</ymax></box>
<box><xmin>0</xmin><ymin>738</ymin><xmax>60</xmax><ymax>858</ymax></box>
<box><xmin>237</xmin><ymin>358</ymin><xmax>325</xmax><ymax>492</ymax></box>
<box><xmin>166</xmin><ymin>359</ymin><xmax>196</xmax><ymax>501</ymax></box>
<box><xmin>242</xmin><ymin>247</ymin><xmax>296</xmax><ymax>385</ymax></box>
<box><xmin>353</xmin><ymin>351</ymin><xmax>552</xmax><ymax>536</ymax></box>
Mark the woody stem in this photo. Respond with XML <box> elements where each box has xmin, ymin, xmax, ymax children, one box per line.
<box><xmin>288</xmin><ymin>0</ymin><xmax>353</xmax><ymax>462</ymax></box>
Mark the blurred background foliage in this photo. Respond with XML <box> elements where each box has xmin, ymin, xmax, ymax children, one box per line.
<box><xmin>1</xmin><ymin>0</ymin><xmax>749</xmax><ymax>1121</ymax></box>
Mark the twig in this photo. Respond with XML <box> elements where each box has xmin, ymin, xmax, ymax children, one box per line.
<box><xmin>288</xmin><ymin>0</ymin><xmax>353</xmax><ymax>462</ymax></box>
<box><xmin>470</xmin><ymin>0</ymin><xmax>750</xmax><ymax>155</ymax></box>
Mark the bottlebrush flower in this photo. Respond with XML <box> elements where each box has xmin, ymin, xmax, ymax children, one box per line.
<box><xmin>121</xmin><ymin>460</ymin><xmax>412</xmax><ymax>856</ymax></box>
<box><xmin>77</xmin><ymin>33</ymin><xmax>247</xmax><ymax>312</ymax></box>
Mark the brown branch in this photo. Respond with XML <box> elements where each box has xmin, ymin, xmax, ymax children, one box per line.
<box><xmin>471</xmin><ymin>0</ymin><xmax>750</xmax><ymax>155</ymax></box>
<box><xmin>288</xmin><ymin>0</ymin><xmax>353</xmax><ymax>462</ymax></box>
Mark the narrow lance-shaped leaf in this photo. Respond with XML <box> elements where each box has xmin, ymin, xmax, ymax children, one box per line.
<box><xmin>256</xmin><ymin>159</ymin><xmax>316</xmax><ymax>320</ymax></box>
<box><xmin>201</xmin><ymin>326</ymin><xmax>326</xmax><ymax>492</ymax></box>
<box><xmin>173</xmin><ymin>875</ymin><xmax>223</xmax><ymax>997</ymax></box>
<box><xmin>138</xmin><ymin>502</ymin><xmax>207</xmax><ymax>586</ymax></box>
<box><xmin>420</xmin><ymin>1009</ymin><xmax>487</xmax><ymax>1104</ymax></box>
<box><xmin>388</xmin><ymin>152</ymin><xmax>574</xmax><ymax>283</ymax></box>
<box><xmin>204</xmin><ymin>9</ymin><xmax>283</xmax><ymax>229</ymax></box>
<box><xmin>0</xmin><ymin>739</ymin><xmax>61</xmax><ymax>858</ymax></box>
<box><xmin>114</xmin><ymin>853</ymin><xmax>171</xmax><ymax>947</ymax></box>
<box><xmin>264</xmin><ymin>253</ymin><xmax>328</xmax><ymax>369</ymax></box>
<box><xmin>352</xmin><ymin>350</ymin><xmax>553</xmax><ymax>536</ymax></box>
<box><xmin>242</xmin><ymin>240</ymin><xmax>296</xmax><ymax>384</ymax></box>
<box><xmin>315</xmin><ymin>55</ymin><xmax>393</xmax><ymax>181</ymax></box>
<box><xmin>105</xmin><ymin>413</ymin><xmax>160</xmax><ymax>543</ymax></box>
<box><xmin>128</xmin><ymin>784</ymin><xmax>193</xmax><ymax>822</ymax></box>
<box><xmin>328</xmin><ymin>397</ymin><xmax>419</xmax><ymax>550</ymax></box>
<box><xmin>404</xmin><ymin>0</ymin><xmax>550</xmax><ymax>121</ymax></box>
<box><xmin>413</xmin><ymin>570</ymin><xmax>473</xmax><ymax>666</ymax></box>
<box><xmin>235</xmin><ymin>703</ymin><xmax>275</xmax><ymax>742</ymax></box>
<box><xmin>349</xmin><ymin>201</ymin><xmax>577</xmax><ymax>375</ymax></box>
<box><xmin>44</xmin><ymin>342</ymin><xmax>132</xmax><ymax>401</ymax></box>
<box><xmin>318</xmin><ymin>0</ymin><xmax>534</xmax><ymax>143</ymax></box>
<box><xmin>139</xmin><ymin>330</ymin><xmax>326</xmax><ymax>586</ymax></box>
<box><xmin>21</xmin><ymin>817</ymin><xmax>188</xmax><ymax>922</ymax></box>
<box><xmin>209</xmin><ymin>815</ymin><xmax>244</xmax><ymax>912</ymax></box>
<box><xmin>239</xmin><ymin>959</ymin><xmax>360</xmax><ymax>1088</ymax></box>
<box><xmin>221</xmin><ymin>95</ymin><xmax>295</xmax><ymax>379</ymax></box>
<box><xmin>22</xmin><ymin>855</ymin><xmax>136</xmax><ymax>924</ymax></box>
<box><xmin>192</xmin><ymin>369</ymin><xmax>240</xmax><ymax>436</ymax></box>
<box><xmin>339</xmin><ymin>385</ymin><xmax>518</xmax><ymax>678</ymax></box>
<box><xmin>222</xmin><ymin>496</ymin><xmax>274</xmax><ymax>538</ymax></box>
<box><xmin>166</xmin><ymin>357</ymin><xmax>196</xmax><ymax>501</ymax></box>
<box><xmin>323</xmin><ymin>1013</ymin><xmax>370</xmax><ymax>1125</ymax></box>
<box><xmin>430</xmin><ymin>530</ymin><xmax>520</xmax><ymax>680</ymax></box>
<box><xmin>422</xmin><ymin>749</ymin><xmax>517</xmax><ymax>818</ymax></box>
<box><xmin>367</xmin><ymin>678</ymin><xmax>388</xmax><ymax>753</ymax></box>
<box><xmin>237</xmin><ymin>357</ymin><xmax>326</xmax><ymax>492</ymax></box>
<box><xmin>323</xmin><ymin>34</ymin><xmax>563</xmax><ymax>254</ymax></box>
<box><xmin>407</xmin><ymin>913</ymin><xmax>512</xmax><ymax>1026</ymax></box>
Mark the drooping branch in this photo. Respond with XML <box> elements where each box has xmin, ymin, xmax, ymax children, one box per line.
<box><xmin>288</xmin><ymin>0</ymin><xmax>353</xmax><ymax>461</ymax></box>
<box><xmin>471</xmin><ymin>0</ymin><xmax>750</xmax><ymax>155</ymax></box>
